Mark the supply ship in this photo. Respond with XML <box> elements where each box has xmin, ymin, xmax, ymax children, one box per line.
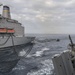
<box><xmin>0</xmin><ymin>5</ymin><xmax>35</xmax><ymax>73</ymax></box>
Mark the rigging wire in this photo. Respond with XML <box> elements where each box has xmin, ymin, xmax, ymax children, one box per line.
<box><xmin>0</xmin><ymin>35</ymin><xmax>11</xmax><ymax>46</ymax></box>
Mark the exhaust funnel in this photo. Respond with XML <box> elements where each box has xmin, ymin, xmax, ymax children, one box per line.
<box><xmin>2</xmin><ymin>5</ymin><xmax>11</xmax><ymax>19</ymax></box>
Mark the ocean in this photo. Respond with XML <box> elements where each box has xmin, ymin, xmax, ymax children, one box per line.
<box><xmin>1</xmin><ymin>34</ymin><xmax>75</xmax><ymax>75</ymax></box>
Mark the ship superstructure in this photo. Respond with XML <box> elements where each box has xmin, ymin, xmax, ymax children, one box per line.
<box><xmin>0</xmin><ymin>5</ymin><xmax>34</xmax><ymax>48</ymax></box>
<box><xmin>0</xmin><ymin>6</ymin><xmax>24</xmax><ymax>37</ymax></box>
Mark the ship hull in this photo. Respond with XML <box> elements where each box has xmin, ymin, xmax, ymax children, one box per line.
<box><xmin>0</xmin><ymin>37</ymin><xmax>35</xmax><ymax>48</ymax></box>
<box><xmin>0</xmin><ymin>37</ymin><xmax>35</xmax><ymax>73</ymax></box>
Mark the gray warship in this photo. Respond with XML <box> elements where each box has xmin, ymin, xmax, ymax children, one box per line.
<box><xmin>0</xmin><ymin>5</ymin><xmax>35</xmax><ymax>73</ymax></box>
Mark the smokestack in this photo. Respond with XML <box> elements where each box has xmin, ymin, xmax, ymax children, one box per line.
<box><xmin>2</xmin><ymin>5</ymin><xmax>11</xmax><ymax>19</ymax></box>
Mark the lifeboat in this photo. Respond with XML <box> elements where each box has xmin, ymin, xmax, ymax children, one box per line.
<box><xmin>0</xmin><ymin>28</ymin><xmax>7</xmax><ymax>33</ymax></box>
<box><xmin>0</xmin><ymin>28</ymin><xmax>15</xmax><ymax>33</ymax></box>
<box><xmin>7</xmin><ymin>29</ymin><xmax>15</xmax><ymax>33</ymax></box>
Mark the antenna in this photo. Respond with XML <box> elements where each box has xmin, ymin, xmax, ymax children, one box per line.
<box><xmin>69</xmin><ymin>35</ymin><xmax>75</xmax><ymax>51</ymax></box>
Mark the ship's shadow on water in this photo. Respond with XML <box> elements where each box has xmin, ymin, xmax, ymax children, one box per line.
<box><xmin>1</xmin><ymin>34</ymin><xmax>75</xmax><ymax>75</ymax></box>
<box><xmin>0</xmin><ymin>43</ymin><xmax>34</xmax><ymax>75</ymax></box>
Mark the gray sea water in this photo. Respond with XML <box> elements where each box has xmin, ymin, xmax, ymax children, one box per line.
<box><xmin>1</xmin><ymin>34</ymin><xmax>75</xmax><ymax>75</ymax></box>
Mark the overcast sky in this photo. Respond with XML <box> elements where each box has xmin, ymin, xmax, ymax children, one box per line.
<box><xmin>0</xmin><ymin>0</ymin><xmax>75</xmax><ymax>34</ymax></box>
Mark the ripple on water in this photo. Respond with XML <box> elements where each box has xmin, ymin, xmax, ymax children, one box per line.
<box><xmin>27</xmin><ymin>59</ymin><xmax>54</xmax><ymax>75</ymax></box>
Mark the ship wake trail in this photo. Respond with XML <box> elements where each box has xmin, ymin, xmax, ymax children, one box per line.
<box><xmin>19</xmin><ymin>43</ymin><xmax>34</xmax><ymax>58</ymax></box>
